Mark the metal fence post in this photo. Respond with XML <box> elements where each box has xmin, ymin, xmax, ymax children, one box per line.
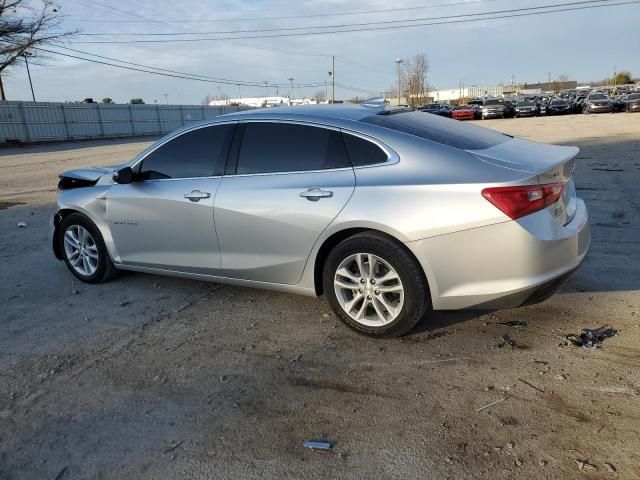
<box><xmin>156</xmin><ymin>104</ymin><xmax>162</xmax><ymax>134</ymax></box>
<box><xmin>18</xmin><ymin>102</ymin><xmax>31</xmax><ymax>141</ymax></box>
<box><xmin>61</xmin><ymin>103</ymin><xmax>71</xmax><ymax>140</ymax></box>
<box><xmin>201</xmin><ymin>105</ymin><xmax>206</xmax><ymax>121</ymax></box>
<box><xmin>129</xmin><ymin>104</ymin><xmax>135</xmax><ymax>136</ymax></box>
<box><xmin>180</xmin><ymin>105</ymin><xmax>185</xmax><ymax>126</ymax></box>
<box><xmin>96</xmin><ymin>103</ymin><xmax>105</xmax><ymax>138</ymax></box>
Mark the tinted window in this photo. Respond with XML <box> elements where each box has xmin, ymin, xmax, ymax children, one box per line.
<box><xmin>485</xmin><ymin>99</ymin><xmax>502</xmax><ymax>105</ymax></box>
<box><xmin>236</xmin><ymin>123</ymin><xmax>350</xmax><ymax>174</ymax></box>
<box><xmin>629</xmin><ymin>94</ymin><xmax>640</xmax><ymax>100</ymax></box>
<box><xmin>342</xmin><ymin>133</ymin><xmax>388</xmax><ymax>167</ymax></box>
<box><xmin>361</xmin><ymin>111</ymin><xmax>509</xmax><ymax>150</ymax></box>
<box><xmin>140</xmin><ymin>124</ymin><xmax>235</xmax><ymax>179</ymax></box>
<box><xmin>588</xmin><ymin>94</ymin><xmax>607</xmax><ymax>100</ymax></box>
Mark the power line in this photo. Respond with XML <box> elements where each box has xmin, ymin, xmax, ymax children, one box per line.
<box><xmin>26</xmin><ymin>45</ymin><xmax>383</xmax><ymax>94</ymax></box>
<box><xmin>75</xmin><ymin>0</ymin><xmax>619</xmax><ymax>36</ymax></box>
<box><xmin>66</xmin><ymin>0</ymin><xmax>503</xmax><ymax>23</ymax></box>
<box><xmin>72</xmin><ymin>0</ymin><xmax>639</xmax><ymax>44</ymax></box>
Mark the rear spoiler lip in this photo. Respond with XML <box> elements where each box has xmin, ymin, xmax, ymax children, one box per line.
<box><xmin>466</xmin><ymin>137</ymin><xmax>579</xmax><ymax>183</ymax></box>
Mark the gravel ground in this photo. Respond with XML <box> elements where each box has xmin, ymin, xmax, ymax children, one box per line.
<box><xmin>1</xmin><ymin>114</ymin><xmax>639</xmax><ymax>480</ymax></box>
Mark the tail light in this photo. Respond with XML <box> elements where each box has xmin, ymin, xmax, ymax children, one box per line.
<box><xmin>482</xmin><ymin>183</ymin><xmax>565</xmax><ymax>220</ymax></box>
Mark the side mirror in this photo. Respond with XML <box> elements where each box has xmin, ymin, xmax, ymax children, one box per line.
<box><xmin>113</xmin><ymin>166</ymin><xmax>133</xmax><ymax>184</ymax></box>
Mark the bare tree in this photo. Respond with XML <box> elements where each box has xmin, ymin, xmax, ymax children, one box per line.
<box><xmin>402</xmin><ymin>53</ymin><xmax>429</xmax><ymax>107</ymax></box>
<box><xmin>0</xmin><ymin>0</ymin><xmax>75</xmax><ymax>100</ymax></box>
<box><xmin>312</xmin><ymin>89</ymin><xmax>326</xmax><ymax>103</ymax></box>
<box><xmin>556</xmin><ymin>73</ymin><xmax>570</xmax><ymax>82</ymax></box>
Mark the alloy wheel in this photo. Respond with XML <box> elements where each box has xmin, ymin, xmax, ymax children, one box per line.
<box><xmin>63</xmin><ymin>225</ymin><xmax>99</xmax><ymax>276</ymax></box>
<box><xmin>333</xmin><ymin>253</ymin><xmax>404</xmax><ymax>327</ymax></box>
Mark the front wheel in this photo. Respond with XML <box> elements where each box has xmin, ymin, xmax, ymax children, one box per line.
<box><xmin>323</xmin><ymin>232</ymin><xmax>429</xmax><ymax>337</ymax></box>
<box><xmin>59</xmin><ymin>213</ymin><xmax>118</xmax><ymax>283</ymax></box>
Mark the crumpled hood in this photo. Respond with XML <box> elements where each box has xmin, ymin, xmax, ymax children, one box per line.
<box><xmin>59</xmin><ymin>163</ymin><xmax>126</xmax><ymax>182</ymax></box>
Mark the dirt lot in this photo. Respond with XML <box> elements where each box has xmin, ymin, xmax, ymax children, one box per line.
<box><xmin>1</xmin><ymin>114</ymin><xmax>639</xmax><ymax>480</ymax></box>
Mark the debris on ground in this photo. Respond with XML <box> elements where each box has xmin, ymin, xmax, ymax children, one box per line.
<box><xmin>163</xmin><ymin>440</ymin><xmax>183</xmax><ymax>454</ymax></box>
<box><xmin>518</xmin><ymin>378</ymin><xmax>545</xmax><ymax>393</ymax></box>
<box><xmin>497</xmin><ymin>321</ymin><xmax>528</xmax><ymax>328</ymax></box>
<box><xmin>605</xmin><ymin>463</ymin><xmax>617</xmax><ymax>473</ymax></box>
<box><xmin>477</xmin><ymin>398</ymin><xmax>506</xmax><ymax>412</ymax></box>
<box><xmin>303</xmin><ymin>440</ymin><xmax>333</xmax><ymax>450</ymax></box>
<box><xmin>498</xmin><ymin>334</ymin><xmax>517</xmax><ymax>349</ymax></box>
<box><xmin>576</xmin><ymin>459</ymin><xmax>598</xmax><ymax>471</ymax></box>
<box><xmin>566</xmin><ymin>326</ymin><xmax>617</xmax><ymax>348</ymax></box>
<box><xmin>17</xmin><ymin>221</ymin><xmax>28</xmax><ymax>228</ymax></box>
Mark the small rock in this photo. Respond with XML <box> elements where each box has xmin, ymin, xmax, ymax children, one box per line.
<box><xmin>556</xmin><ymin>374</ymin><xmax>567</xmax><ymax>381</ymax></box>
<box><xmin>515</xmin><ymin>458</ymin><xmax>523</xmax><ymax>467</ymax></box>
<box><xmin>506</xmin><ymin>441</ymin><xmax>515</xmax><ymax>450</ymax></box>
<box><xmin>322</xmin><ymin>313</ymin><xmax>330</xmax><ymax>318</ymax></box>
<box><xmin>605</xmin><ymin>463</ymin><xmax>616</xmax><ymax>473</ymax></box>
<box><xmin>17</xmin><ymin>221</ymin><xmax>27</xmax><ymax>228</ymax></box>
<box><xmin>219</xmin><ymin>375</ymin><xmax>229</xmax><ymax>383</ymax></box>
<box><xmin>72</xmin><ymin>288</ymin><xmax>80</xmax><ymax>295</ymax></box>
<box><xmin>539</xmin><ymin>459</ymin><xmax>548</xmax><ymax>467</ymax></box>
<box><xmin>445</xmin><ymin>457</ymin><xmax>452</xmax><ymax>464</ymax></box>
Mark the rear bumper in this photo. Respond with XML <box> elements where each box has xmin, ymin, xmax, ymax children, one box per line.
<box><xmin>406</xmin><ymin>198</ymin><xmax>590</xmax><ymax>310</ymax></box>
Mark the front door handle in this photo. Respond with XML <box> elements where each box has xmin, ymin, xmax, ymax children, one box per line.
<box><xmin>300</xmin><ymin>188</ymin><xmax>333</xmax><ymax>201</ymax></box>
<box><xmin>184</xmin><ymin>190</ymin><xmax>211</xmax><ymax>202</ymax></box>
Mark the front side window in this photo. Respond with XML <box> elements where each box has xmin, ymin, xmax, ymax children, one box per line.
<box><xmin>236</xmin><ymin>122</ymin><xmax>351</xmax><ymax>174</ymax></box>
<box><xmin>139</xmin><ymin>124</ymin><xmax>235</xmax><ymax>180</ymax></box>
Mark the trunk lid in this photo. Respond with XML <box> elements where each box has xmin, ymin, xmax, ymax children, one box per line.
<box><xmin>468</xmin><ymin>137</ymin><xmax>578</xmax><ymax>225</ymax></box>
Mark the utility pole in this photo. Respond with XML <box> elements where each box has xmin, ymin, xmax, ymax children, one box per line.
<box><xmin>331</xmin><ymin>56</ymin><xmax>335</xmax><ymax>103</ymax></box>
<box><xmin>237</xmin><ymin>84</ymin><xmax>241</xmax><ymax>100</ymax></box>
<box><xmin>163</xmin><ymin>93</ymin><xmax>168</xmax><ymax>105</ymax></box>
<box><xmin>263</xmin><ymin>81</ymin><xmax>269</xmax><ymax>97</ymax></box>
<box><xmin>548</xmin><ymin>72</ymin><xmax>551</xmax><ymax>91</ymax></box>
<box><xmin>613</xmin><ymin>66</ymin><xmax>617</xmax><ymax>86</ymax></box>
<box><xmin>395</xmin><ymin>57</ymin><xmax>403</xmax><ymax>105</ymax></box>
<box><xmin>288</xmin><ymin>77</ymin><xmax>294</xmax><ymax>100</ymax></box>
<box><xmin>23</xmin><ymin>52</ymin><xmax>35</xmax><ymax>102</ymax></box>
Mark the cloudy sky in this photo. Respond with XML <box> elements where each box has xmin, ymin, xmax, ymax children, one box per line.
<box><xmin>4</xmin><ymin>0</ymin><xmax>640</xmax><ymax>103</ymax></box>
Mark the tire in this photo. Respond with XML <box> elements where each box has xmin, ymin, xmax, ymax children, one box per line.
<box><xmin>322</xmin><ymin>231</ymin><xmax>429</xmax><ymax>337</ymax></box>
<box><xmin>58</xmin><ymin>213</ymin><xmax>118</xmax><ymax>283</ymax></box>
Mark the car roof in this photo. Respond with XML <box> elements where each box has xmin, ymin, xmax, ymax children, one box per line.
<box><xmin>218</xmin><ymin>104</ymin><xmax>382</xmax><ymax>122</ymax></box>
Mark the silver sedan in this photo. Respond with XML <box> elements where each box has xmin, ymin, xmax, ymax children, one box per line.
<box><xmin>52</xmin><ymin>104</ymin><xmax>590</xmax><ymax>337</ymax></box>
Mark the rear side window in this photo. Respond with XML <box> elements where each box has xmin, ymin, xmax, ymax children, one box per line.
<box><xmin>362</xmin><ymin>111</ymin><xmax>509</xmax><ymax>150</ymax></box>
<box><xmin>342</xmin><ymin>132</ymin><xmax>388</xmax><ymax>166</ymax></box>
<box><xmin>139</xmin><ymin>124</ymin><xmax>235</xmax><ymax>179</ymax></box>
<box><xmin>236</xmin><ymin>122</ymin><xmax>350</xmax><ymax>174</ymax></box>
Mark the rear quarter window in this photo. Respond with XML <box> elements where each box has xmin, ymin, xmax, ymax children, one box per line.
<box><xmin>361</xmin><ymin>111</ymin><xmax>509</xmax><ymax>150</ymax></box>
<box><xmin>342</xmin><ymin>133</ymin><xmax>388</xmax><ymax>166</ymax></box>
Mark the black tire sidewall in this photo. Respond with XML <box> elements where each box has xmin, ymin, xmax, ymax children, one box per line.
<box><xmin>59</xmin><ymin>213</ymin><xmax>111</xmax><ymax>283</ymax></box>
<box><xmin>323</xmin><ymin>233</ymin><xmax>428</xmax><ymax>337</ymax></box>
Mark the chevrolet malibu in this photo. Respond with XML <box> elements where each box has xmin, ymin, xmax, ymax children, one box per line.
<box><xmin>52</xmin><ymin>105</ymin><xmax>590</xmax><ymax>337</ymax></box>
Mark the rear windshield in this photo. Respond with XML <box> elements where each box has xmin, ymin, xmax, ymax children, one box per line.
<box><xmin>361</xmin><ymin>111</ymin><xmax>509</xmax><ymax>150</ymax></box>
<box><xmin>485</xmin><ymin>99</ymin><xmax>502</xmax><ymax>105</ymax></box>
<box><xmin>518</xmin><ymin>101</ymin><xmax>534</xmax><ymax>106</ymax></box>
<box><xmin>589</xmin><ymin>94</ymin><xmax>607</xmax><ymax>100</ymax></box>
<box><xmin>551</xmin><ymin>100</ymin><xmax>568</xmax><ymax>105</ymax></box>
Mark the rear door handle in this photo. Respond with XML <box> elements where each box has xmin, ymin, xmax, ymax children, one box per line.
<box><xmin>184</xmin><ymin>190</ymin><xmax>211</xmax><ymax>202</ymax></box>
<box><xmin>300</xmin><ymin>188</ymin><xmax>333</xmax><ymax>201</ymax></box>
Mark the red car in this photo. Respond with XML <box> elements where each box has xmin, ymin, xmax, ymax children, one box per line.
<box><xmin>451</xmin><ymin>105</ymin><xmax>476</xmax><ymax>120</ymax></box>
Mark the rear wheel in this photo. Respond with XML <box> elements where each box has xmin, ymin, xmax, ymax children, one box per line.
<box><xmin>59</xmin><ymin>213</ymin><xmax>118</xmax><ymax>283</ymax></box>
<box><xmin>323</xmin><ymin>232</ymin><xmax>429</xmax><ymax>337</ymax></box>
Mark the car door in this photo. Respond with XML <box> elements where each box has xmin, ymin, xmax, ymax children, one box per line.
<box><xmin>107</xmin><ymin>122</ymin><xmax>236</xmax><ymax>273</ymax></box>
<box><xmin>214</xmin><ymin>121</ymin><xmax>355</xmax><ymax>284</ymax></box>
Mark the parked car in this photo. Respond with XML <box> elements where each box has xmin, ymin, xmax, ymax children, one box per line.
<box><xmin>420</xmin><ymin>103</ymin><xmax>452</xmax><ymax>117</ymax></box>
<box><xmin>546</xmin><ymin>98</ymin><xmax>573</xmax><ymax>116</ymax></box>
<box><xmin>52</xmin><ymin>105</ymin><xmax>590</xmax><ymax>337</ymax></box>
<box><xmin>624</xmin><ymin>93</ymin><xmax>640</xmax><ymax>112</ymax></box>
<box><xmin>451</xmin><ymin>105</ymin><xmax>476</xmax><ymax>121</ymax></box>
<box><xmin>480</xmin><ymin>98</ymin><xmax>505</xmax><ymax>120</ymax></box>
<box><xmin>514</xmin><ymin>100</ymin><xmax>540</xmax><ymax>117</ymax></box>
<box><xmin>583</xmin><ymin>93</ymin><xmax>612</xmax><ymax>114</ymax></box>
<box><xmin>612</xmin><ymin>95</ymin><xmax>628</xmax><ymax>112</ymax></box>
<box><xmin>503</xmin><ymin>100</ymin><xmax>516</xmax><ymax>118</ymax></box>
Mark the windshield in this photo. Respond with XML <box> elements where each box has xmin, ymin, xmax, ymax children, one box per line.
<box><xmin>485</xmin><ymin>99</ymin><xmax>502</xmax><ymax>105</ymax></box>
<box><xmin>589</xmin><ymin>94</ymin><xmax>607</xmax><ymax>100</ymax></box>
<box><xmin>551</xmin><ymin>100</ymin><xmax>568</xmax><ymax>105</ymax></box>
<box><xmin>629</xmin><ymin>94</ymin><xmax>640</xmax><ymax>100</ymax></box>
<box><xmin>518</xmin><ymin>101</ymin><xmax>534</xmax><ymax>106</ymax></box>
<box><xmin>361</xmin><ymin>111</ymin><xmax>510</xmax><ymax>150</ymax></box>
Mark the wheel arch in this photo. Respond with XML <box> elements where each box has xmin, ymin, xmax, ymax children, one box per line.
<box><xmin>313</xmin><ymin>227</ymin><xmax>431</xmax><ymax>302</ymax></box>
